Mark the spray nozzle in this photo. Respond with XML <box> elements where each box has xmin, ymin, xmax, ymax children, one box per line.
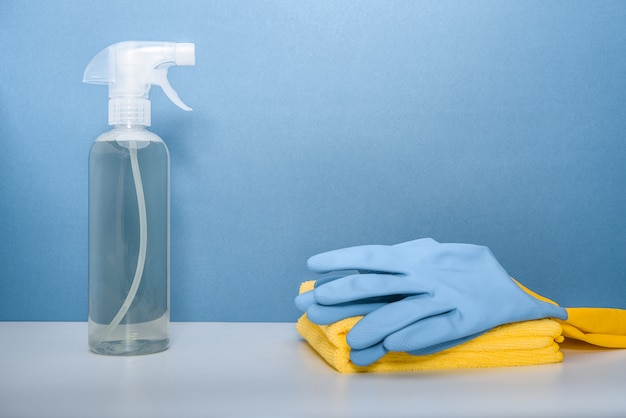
<box><xmin>83</xmin><ymin>41</ymin><xmax>195</xmax><ymax>126</ymax></box>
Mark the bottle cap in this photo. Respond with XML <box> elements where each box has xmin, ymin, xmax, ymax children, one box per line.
<box><xmin>84</xmin><ymin>41</ymin><xmax>195</xmax><ymax>126</ymax></box>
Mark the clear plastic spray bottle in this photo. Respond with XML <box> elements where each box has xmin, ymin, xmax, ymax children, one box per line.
<box><xmin>84</xmin><ymin>41</ymin><xmax>195</xmax><ymax>355</ymax></box>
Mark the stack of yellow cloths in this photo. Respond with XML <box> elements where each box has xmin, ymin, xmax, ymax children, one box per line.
<box><xmin>296</xmin><ymin>280</ymin><xmax>565</xmax><ymax>373</ymax></box>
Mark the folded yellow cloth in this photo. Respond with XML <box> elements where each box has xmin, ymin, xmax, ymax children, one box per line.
<box><xmin>515</xmin><ymin>281</ymin><xmax>626</xmax><ymax>348</ymax></box>
<box><xmin>296</xmin><ymin>280</ymin><xmax>564</xmax><ymax>373</ymax></box>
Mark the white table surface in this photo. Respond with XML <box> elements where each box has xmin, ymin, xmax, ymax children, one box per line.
<box><xmin>1</xmin><ymin>322</ymin><xmax>625</xmax><ymax>418</ymax></box>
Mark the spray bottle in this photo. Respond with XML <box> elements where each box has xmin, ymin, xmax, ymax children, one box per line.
<box><xmin>84</xmin><ymin>41</ymin><xmax>195</xmax><ymax>355</ymax></box>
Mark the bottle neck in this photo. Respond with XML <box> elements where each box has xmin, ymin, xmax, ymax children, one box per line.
<box><xmin>108</xmin><ymin>97</ymin><xmax>151</xmax><ymax>126</ymax></box>
<box><xmin>111</xmin><ymin>124</ymin><xmax>149</xmax><ymax>130</ymax></box>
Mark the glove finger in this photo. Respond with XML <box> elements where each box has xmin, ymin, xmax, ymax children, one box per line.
<box><xmin>346</xmin><ymin>296</ymin><xmax>453</xmax><ymax>350</ymax></box>
<box><xmin>307</xmin><ymin>245</ymin><xmax>407</xmax><ymax>274</ymax></box>
<box><xmin>294</xmin><ymin>291</ymin><xmax>316</xmax><ymax>312</ymax></box>
<box><xmin>393</xmin><ymin>237</ymin><xmax>439</xmax><ymax>248</ymax></box>
<box><xmin>305</xmin><ymin>302</ymin><xmax>387</xmax><ymax>325</ymax></box>
<box><xmin>313</xmin><ymin>274</ymin><xmax>351</xmax><ymax>288</ymax></box>
<box><xmin>384</xmin><ymin>311</ymin><xmax>473</xmax><ymax>353</ymax></box>
<box><xmin>350</xmin><ymin>342</ymin><xmax>388</xmax><ymax>367</ymax></box>
<box><xmin>307</xmin><ymin>239</ymin><xmax>440</xmax><ymax>275</ymax></box>
<box><xmin>296</xmin><ymin>280</ymin><xmax>408</xmax><ymax>313</ymax></box>
<box><xmin>405</xmin><ymin>332</ymin><xmax>485</xmax><ymax>355</ymax></box>
<box><xmin>295</xmin><ymin>274</ymin><xmax>361</xmax><ymax>312</ymax></box>
<box><xmin>314</xmin><ymin>273</ymin><xmax>428</xmax><ymax>305</ymax></box>
<box><xmin>356</xmin><ymin>239</ymin><xmax>438</xmax><ymax>275</ymax></box>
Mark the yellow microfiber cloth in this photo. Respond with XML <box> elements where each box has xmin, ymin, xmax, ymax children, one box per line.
<box><xmin>297</xmin><ymin>280</ymin><xmax>626</xmax><ymax>373</ymax></box>
<box><xmin>296</xmin><ymin>280</ymin><xmax>564</xmax><ymax>373</ymax></box>
<box><xmin>514</xmin><ymin>280</ymin><xmax>626</xmax><ymax>348</ymax></box>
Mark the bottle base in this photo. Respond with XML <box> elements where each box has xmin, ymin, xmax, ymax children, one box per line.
<box><xmin>90</xmin><ymin>338</ymin><xmax>169</xmax><ymax>356</ymax></box>
<box><xmin>88</xmin><ymin>316</ymin><xmax>169</xmax><ymax>356</ymax></box>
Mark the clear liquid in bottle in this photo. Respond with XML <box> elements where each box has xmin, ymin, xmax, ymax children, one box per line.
<box><xmin>88</xmin><ymin>127</ymin><xmax>169</xmax><ymax>355</ymax></box>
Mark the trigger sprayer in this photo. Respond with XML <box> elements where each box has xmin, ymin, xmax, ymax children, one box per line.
<box><xmin>84</xmin><ymin>41</ymin><xmax>195</xmax><ymax>355</ymax></box>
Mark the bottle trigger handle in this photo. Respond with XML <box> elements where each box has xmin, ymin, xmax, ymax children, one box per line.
<box><xmin>152</xmin><ymin>66</ymin><xmax>192</xmax><ymax>111</ymax></box>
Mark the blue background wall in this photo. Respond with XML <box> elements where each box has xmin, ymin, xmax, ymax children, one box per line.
<box><xmin>1</xmin><ymin>1</ymin><xmax>625</xmax><ymax>322</ymax></box>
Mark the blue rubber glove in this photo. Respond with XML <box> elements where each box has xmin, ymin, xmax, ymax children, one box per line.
<box><xmin>296</xmin><ymin>239</ymin><xmax>567</xmax><ymax>366</ymax></box>
<box><xmin>295</xmin><ymin>238</ymin><xmax>439</xmax><ymax>323</ymax></box>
